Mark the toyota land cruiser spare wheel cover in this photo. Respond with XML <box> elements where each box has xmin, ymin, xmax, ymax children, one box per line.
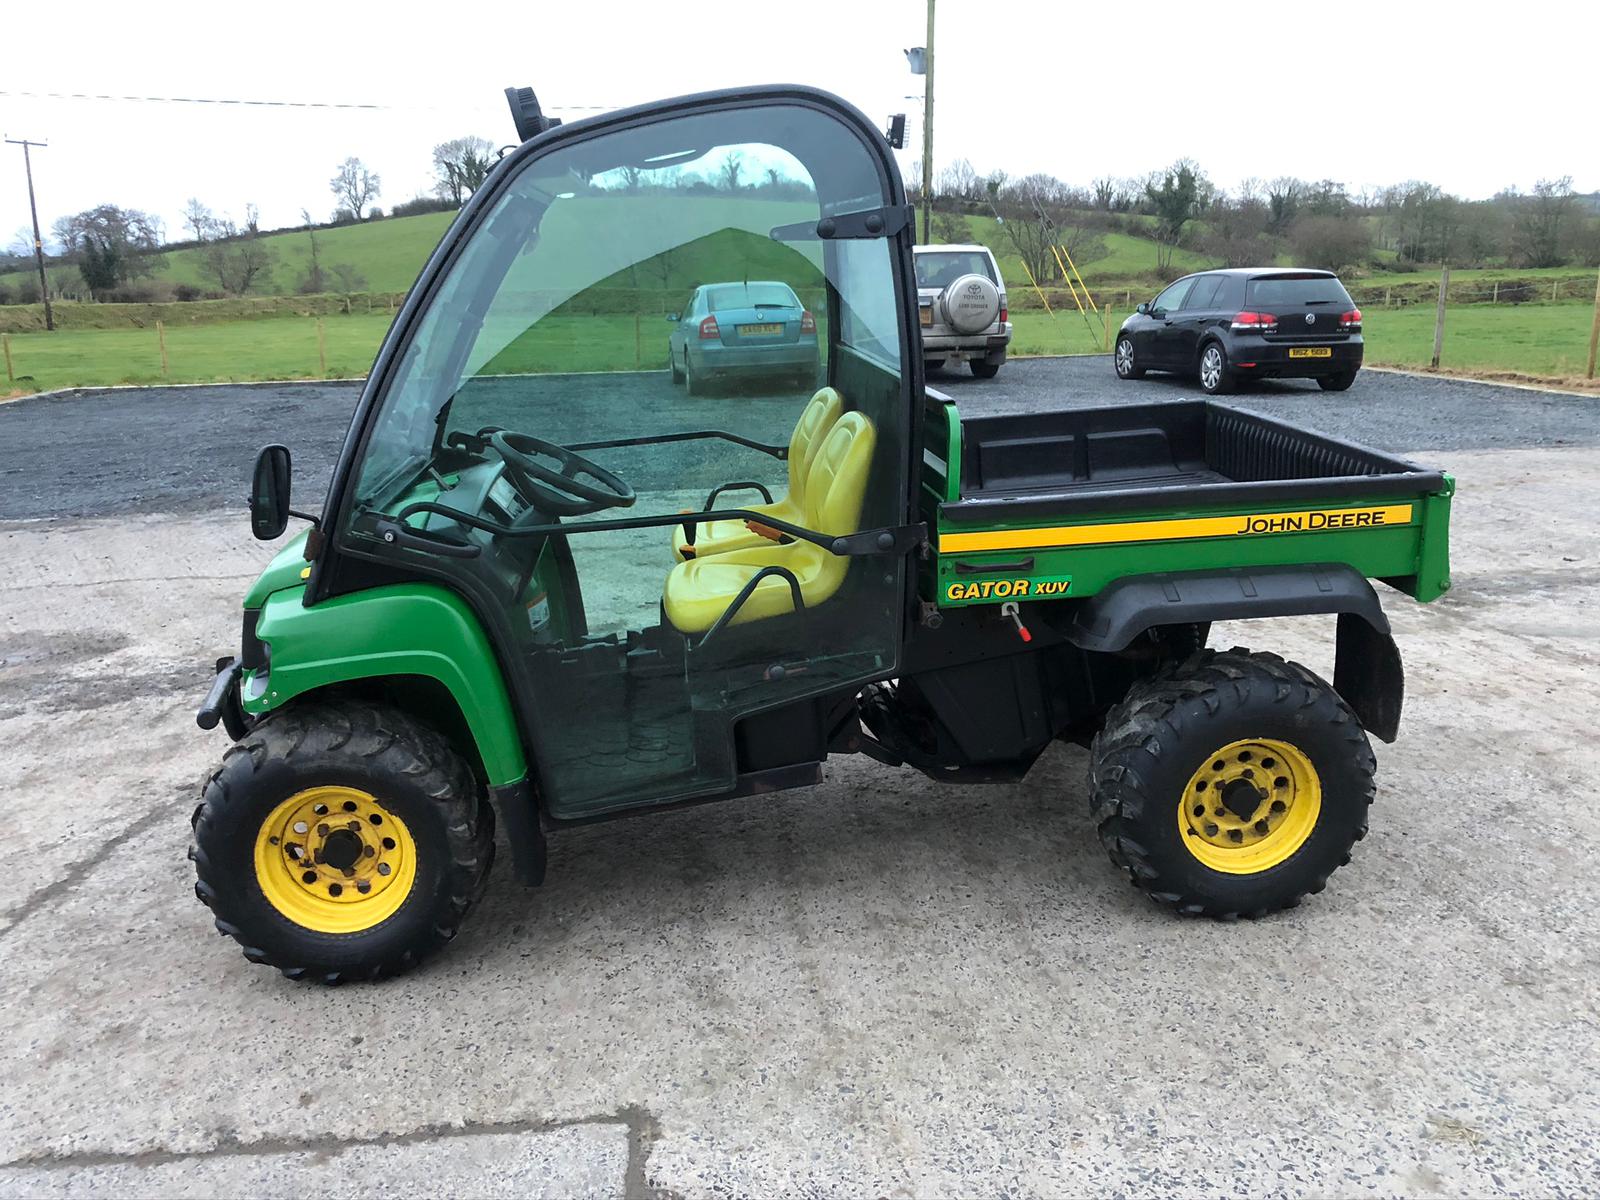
<box><xmin>940</xmin><ymin>273</ymin><xmax>1001</xmax><ymax>335</ymax></box>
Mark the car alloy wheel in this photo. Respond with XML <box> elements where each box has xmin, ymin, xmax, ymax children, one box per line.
<box><xmin>1200</xmin><ymin>345</ymin><xmax>1224</xmax><ymax>392</ymax></box>
<box><xmin>1115</xmin><ymin>338</ymin><xmax>1136</xmax><ymax>378</ymax></box>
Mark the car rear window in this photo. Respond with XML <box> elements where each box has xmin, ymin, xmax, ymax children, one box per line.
<box><xmin>1246</xmin><ymin>274</ymin><xmax>1353</xmax><ymax>308</ymax></box>
<box><xmin>915</xmin><ymin>251</ymin><xmax>997</xmax><ymax>288</ymax></box>
<box><xmin>706</xmin><ymin>282</ymin><xmax>800</xmax><ymax>310</ymax></box>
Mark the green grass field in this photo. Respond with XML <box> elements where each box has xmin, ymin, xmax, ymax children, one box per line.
<box><xmin>7</xmin><ymin>301</ymin><xmax>1595</xmax><ymax>396</ymax></box>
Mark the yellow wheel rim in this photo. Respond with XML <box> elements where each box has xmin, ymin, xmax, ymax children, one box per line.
<box><xmin>252</xmin><ymin>786</ymin><xmax>416</xmax><ymax>934</ymax></box>
<box><xmin>1178</xmin><ymin>738</ymin><xmax>1321</xmax><ymax>874</ymax></box>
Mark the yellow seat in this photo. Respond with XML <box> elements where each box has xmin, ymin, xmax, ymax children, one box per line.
<box><xmin>671</xmin><ymin>387</ymin><xmax>844</xmax><ymax>561</ymax></box>
<box><xmin>663</xmin><ymin>412</ymin><xmax>876</xmax><ymax>633</ymax></box>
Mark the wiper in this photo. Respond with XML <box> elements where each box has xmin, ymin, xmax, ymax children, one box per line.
<box><xmin>1304</xmin><ymin>299</ymin><xmax>1336</xmax><ymax>306</ymax></box>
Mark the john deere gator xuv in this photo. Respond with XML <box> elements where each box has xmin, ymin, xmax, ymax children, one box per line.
<box><xmin>193</xmin><ymin>84</ymin><xmax>1453</xmax><ymax>982</ymax></box>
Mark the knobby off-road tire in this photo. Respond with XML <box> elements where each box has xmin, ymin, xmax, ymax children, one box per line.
<box><xmin>191</xmin><ymin>701</ymin><xmax>494</xmax><ymax>983</ymax></box>
<box><xmin>1089</xmin><ymin>648</ymin><xmax>1375</xmax><ymax>919</ymax></box>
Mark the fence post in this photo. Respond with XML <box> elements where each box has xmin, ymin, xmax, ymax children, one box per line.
<box><xmin>1431</xmin><ymin>266</ymin><xmax>1449</xmax><ymax>369</ymax></box>
<box><xmin>316</xmin><ymin>318</ymin><xmax>327</xmax><ymax>377</ymax></box>
<box><xmin>1491</xmin><ymin>281</ymin><xmax>1498</xmax><ymax>305</ymax></box>
<box><xmin>157</xmin><ymin>320</ymin><xmax>168</xmax><ymax>378</ymax></box>
<box><xmin>1553</xmin><ymin>279</ymin><xmax>1559</xmax><ymax>302</ymax></box>
<box><xmin>1385</xmin><ymin>286</ymin><xmax>1392</xmax><ymax>308</ymax></box>
<box><xmin>1586</xmin><ymin>271</ymin><xmax>1600</xmax><ymax>380</ymax></box>
<box><xmin>634</xmin><ymin>312</ymin><xmax>642</xmax><ymax>369</ymax></box>
<box><xmin>2</xmin><ymin>333</ymin><xmax>12</xmax><ymax>383</ymax></box>
<box><xmin>1102</xmin><ymin>304</ymin><xmax>1111</xmax><ymax>352</ymax></box>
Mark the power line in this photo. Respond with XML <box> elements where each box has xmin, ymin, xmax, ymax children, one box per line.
<box><xmin>0</xmin><ymin>89</ymin><xmax>618</xmax><ymax>113</ymax></box>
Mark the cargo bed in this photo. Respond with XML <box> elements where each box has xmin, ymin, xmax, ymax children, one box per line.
<box><xmin>920</xmin><ymin>395</ymin><xmax>1453</xmax><ymax>607</ymax></box>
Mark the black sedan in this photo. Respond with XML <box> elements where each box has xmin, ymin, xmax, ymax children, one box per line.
<box><xmin>1115</xmin><ymin>268</ymin><xmax>1363</xmax><ymax>393</ymax></box>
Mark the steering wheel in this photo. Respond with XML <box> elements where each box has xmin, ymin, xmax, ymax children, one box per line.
<box><xmin>488</xmin><ymin>430</ymin><xmax>636</xmax><ymax>517</ymax></box>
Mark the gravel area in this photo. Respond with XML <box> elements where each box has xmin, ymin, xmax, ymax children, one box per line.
<box><xmin>3</xmin><ymin>358</ymin><xmax>1597</xmax><ymax>521</ymax></box>
<box><xmin>2</xmin><ymin>363</ymin><xmax>1598</xmax><ymax>1196</ymax></box>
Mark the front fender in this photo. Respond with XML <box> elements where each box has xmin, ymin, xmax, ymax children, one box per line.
<box><xmin>244</xmin><ymin>583</ymin><xmax>528</xmax><ymax>785</ymax></box>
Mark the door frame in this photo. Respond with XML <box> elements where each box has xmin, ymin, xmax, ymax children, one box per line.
<box><xmin>307</xmin><ymin>85</ymin><xmax>928</xmax><ymax>816</ymax></box>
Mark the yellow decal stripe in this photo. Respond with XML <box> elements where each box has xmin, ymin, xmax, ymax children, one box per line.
<box><xmin>939</xmin><ymin>504</ymin><xmax>1415</xmax><ymax>554</ymax></box>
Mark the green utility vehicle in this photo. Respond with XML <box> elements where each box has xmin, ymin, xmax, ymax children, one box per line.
<box><xmin>193</xmin><ymin>84</ymin><xmax>1453</xmax><ymax>982</ymax></box>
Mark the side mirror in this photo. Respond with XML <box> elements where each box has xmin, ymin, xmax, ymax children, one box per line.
<box><xmin>1136</xmin><ymin>302</ymin><xmax>1150</xmax><ymax>315</ymax></box>
<box><xmin>250</xmin><ymin>444</ymin><xmax>292</xmax><ymax>541</ymax></box>
<box><xmin>666</xmin><ymin>312</ymin><xmax>681</xmax><ymax>322</ymax></box>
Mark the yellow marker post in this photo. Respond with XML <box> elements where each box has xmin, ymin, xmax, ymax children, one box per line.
<box><xmin>1061</xmin><ymin>244</ymin><xmax>1098</xmax><ymax>316</ymax></box>
<box><xmin>1016</xmin><ymin>256</ymin><xmax>1054</xmax><ymax>316</ymax></box>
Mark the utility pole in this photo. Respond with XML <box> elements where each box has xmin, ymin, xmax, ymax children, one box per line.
<box><xmin>921</xmin><ymin>0</ymin><xmax>935</xmax><ymax>244</ymax></box>
<box><xmin>5</xmin><ymin>137</ymin><xmax>55</xmax><ymax>332</ymax></box>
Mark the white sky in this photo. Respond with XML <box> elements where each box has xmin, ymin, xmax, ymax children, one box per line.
<box><xmin>3</xmin><ymin>0</ymin><xmax>1594</xmax><ymax>248</ymax></box>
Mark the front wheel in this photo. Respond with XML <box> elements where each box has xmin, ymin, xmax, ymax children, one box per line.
<box><xmin>1089</xmin><ymin>648</ymin><xmax>1374</xmax><ymax>918</ymax></box>
<box><xmin>1318</xmin><ymin>370</ymin><xmax>1358</xmax><ymax>392</ymax></box>
<box><xmin>1114</xmin><ymin>336</ymin><xmax>1145</xmax><ymax>380</ymax></box>
<box><xmin>1198</xmin><ymin>342</ymin><xmax>1233</xmax><ymax>394</ymax></box>
<box><xmin>969</xmin><ymin>359</ymin><xmax>1001</xmax><ymax>379</ymax></box>
<box><xmin>191</xmin><ymin>702</ymin><xmax>494</xmax><ymax>983</ymax></box>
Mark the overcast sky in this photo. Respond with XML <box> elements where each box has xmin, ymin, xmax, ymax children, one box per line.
<box><xmin>3</xmin><ymin>0</ymin><xmax>1594</xmax><ymax>248</ymax></box>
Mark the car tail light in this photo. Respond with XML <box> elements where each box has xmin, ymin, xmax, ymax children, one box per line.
<box><xmin>1339</xmin><ymin>308</ymin><xmax>1363</xmax><ymax>330</ymax></box>
<box><xmin>999</xmin><ymin>305</ymin><xmax>1008</xmax><ymax>325</ymax></box>
<box><xmin>799</xmin><ymin>310</ymin><xmax>816</xmax><ymax>334</ymax></box>
<box><xmin>1230</xmin><ymin>311</ymin><xmax>1278</xmax><ymax>332</ymax></box>
<box><xmin>698</xmin><ymin>315</ymin><xmax>720</xmax><ymax>340</ymax></box>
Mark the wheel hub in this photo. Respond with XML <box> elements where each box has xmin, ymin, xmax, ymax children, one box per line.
<box><xmin>1179</xmin><ymin>738</ymin><xmax>1322</xmax><ymax>874</ymax></box>
<box><xmin>253</xmin><ymin>786</ymin><xmax>415</xmax><ymax>933</ymax></box>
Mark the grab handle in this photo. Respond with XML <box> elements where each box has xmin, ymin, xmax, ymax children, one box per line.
<box><xmin>953</xmin><ymin>556</ymin><xmax>1035</xmax><ymax>575</ymax></box>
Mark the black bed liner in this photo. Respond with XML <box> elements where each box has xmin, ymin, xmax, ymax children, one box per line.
<box><xmin>943</xmin><ymin>400</ymin><xmax>1446</xmax><ymax>523</ymax></box>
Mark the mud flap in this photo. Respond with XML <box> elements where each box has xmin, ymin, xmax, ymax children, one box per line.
<box><xmin>1333</xmin><ymin>612</ymin><xmax>1404</xmax><ymax>744</ymax></box>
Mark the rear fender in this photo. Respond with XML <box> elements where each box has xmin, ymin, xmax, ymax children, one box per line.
<box><xmin>1060</xmin><ymin>564</ymin><xmax>1404</xmax><ymax>742</ymax></box>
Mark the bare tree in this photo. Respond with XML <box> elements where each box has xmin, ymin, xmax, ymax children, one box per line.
<box><xmin>718</xmin><ymin>151</ymin><xmax>744</xmax><ymax>191</ymax></box>
<box><xmin>1510</xmin><ymin>177</ymin><xmax>1577</xmax><ymax>268</ymax></box>
<box><xmin>298</xmin><ymin>208</ymin><xmax>326</xmax><ymax>294</ymax></box>
<box><xmin>937</xmin><ymin>158</ymin><xmax>982</xmax><ymax>203</ymax></box>
<box><xmin>244</xmin><ymin>202</ymin><xmax>260</xmax><ymax>235</ymax></box>
<box><xmin>52</xmin><ymin>205</ymin><xmax>164</xmax><ymax>296</ymax></box>
<box><xmin>329</xmin><ymin>157</ymin><xmax>381</xmax><ymax>221</ymax></box>
<box><xmin>431</xmin><ymin>136</ymin><xmax>495</xmax><ymax>205</ymax></box>
<box><xmin>1288</xmin><ymin>215</ymin><xmax>1371</xmax><ymax>273</ymax></box>
<box><xmin>202</xmin><ymin>220</ymin><xmax>274</xmax><ymax>295</ymax></box>
<box><xmin>183</xmin><ymin>198</ymin><xmax>216</xmax><ymax>243</ymax></box>
<box><xmin>329</xmin><ymin>262</ymin><xmax>368</xmax><ymax>295</ymax></box>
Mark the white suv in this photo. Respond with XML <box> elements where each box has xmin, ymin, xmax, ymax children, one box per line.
<box><xmin>915</xmin><ymin>244</ymin><xmax>1012</xmax><ymax>379</ymax></box>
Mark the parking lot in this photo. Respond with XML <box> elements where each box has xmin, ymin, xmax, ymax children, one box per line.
<box><xmin>2</xmin><ymin>357</ymin><xmax>1598</xmax><ymax>1196</ymax></box>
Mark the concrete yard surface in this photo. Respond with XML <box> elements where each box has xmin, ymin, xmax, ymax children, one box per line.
<box><xmin>2</xmin><ymin>362</ymin><xmax>1598</xmax><ymax>1196</ymax></box>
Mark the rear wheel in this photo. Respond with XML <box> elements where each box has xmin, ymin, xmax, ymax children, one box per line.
<box><xmin>1198</xmin><ymin>342</ymin><xmax>1234</xmax><ymax>394</ymax></box>
<box><xmin>1114</xmin><ymin>336</ymin><xmax>1145</xmax><ymax>380</ymax></box>
<box><xmin>1318</xmin><ymin>370</ymin><xmax>1358</xmax><ymax>392</ymax></box>
<box><xmin>190</xmin><ymin>701</ymin><xmax>494</xmax><ymax>983</ymax></box>
<box><xmin>670</xmin><ymin>347</ymin><xmax>685</xmax><ymax>384</ymax></box>
<box><xmin>1088</xmin><ymin>648</ymin><xmax>1374</xmax><ymax>918</ymax></box>
<box><xmin>684</xmin><ymin>352</ymin><xmax>705</xmax><ymax>396</ymax></box>
<box><xmin>970</xmin><ymin>359</ymin><xmax>1001</xmax><ymax>379</ymax></box>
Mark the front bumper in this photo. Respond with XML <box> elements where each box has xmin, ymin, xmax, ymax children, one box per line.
<box><xmin>196</xmin><ymin>656</ymin><xmax>249</xmax><ymax>739</ymax></box>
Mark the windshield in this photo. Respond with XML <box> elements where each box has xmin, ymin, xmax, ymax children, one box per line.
<box><xmin>915</xmin><ymin>250</ymin><xmax>996</xmax><ymax>289</ymax></box>
<box><xmin>347</xmin><ymin>102</ymin><xmax>904</xmax><ymax>512</ymax></box>
<box><xmin>705</xmin><ymin>282</ymin><xmax>801</xmax><ymax>310</ymax></box>
<box><xmin>1246</xmin><ymin>274</ymin><xmax>1353</xmax><ymax>308</ymax></box>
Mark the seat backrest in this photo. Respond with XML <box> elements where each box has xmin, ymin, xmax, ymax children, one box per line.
<box><xmin>802</xmin><ymin>412</ymin><xmax>877</xmax><ymax>538</ymax></box>
<box><xmin>786</xmin><ymin>387</ymin><xmax>844</xmax><ymax>498</ymax></box>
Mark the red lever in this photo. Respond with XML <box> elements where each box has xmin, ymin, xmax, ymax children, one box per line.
<box><xmin>1000</xmin><ymin>601</ymin><xmax>1032</xmax><ymax>643</ymax></box>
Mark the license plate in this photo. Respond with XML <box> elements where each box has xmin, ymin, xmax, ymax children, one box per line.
<box><xmin>1289</xmin><ymin>347</ymin><xmax>1332</xmax><ymax>359</ymax></box>
<box><xmin>740</xmin><ymin>323</ymin><xmax>783</xmax><ymax>336</ymax></box>
<box><xmin>920</xmin><ymin>307</ymin><xmax>933</xmax><ymax>327</ymax></box>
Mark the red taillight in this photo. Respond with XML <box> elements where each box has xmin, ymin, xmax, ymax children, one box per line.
<box><xmin>1230</xmin><ymin>310</ymin><xmax>1278</xmax><ymax>332</ymax></box>
<box><xmin>698</xmin><ymin>315</ymin><xmax>720</xmax><ymax>340</ymax></box>
<box><xmin>799</xmin><ymin>310</ymin><xmax>816</xmax><ymax>334</ymax></box>
<box><xmin>1339</xmin><ymin>308</ymin><xmax>1363</xmax><ymax>330</ymax></box>
<box><xmin>999</xmin><ymin>306</ymin><xmax>1008</xmax><ymax>325</ymax></box>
